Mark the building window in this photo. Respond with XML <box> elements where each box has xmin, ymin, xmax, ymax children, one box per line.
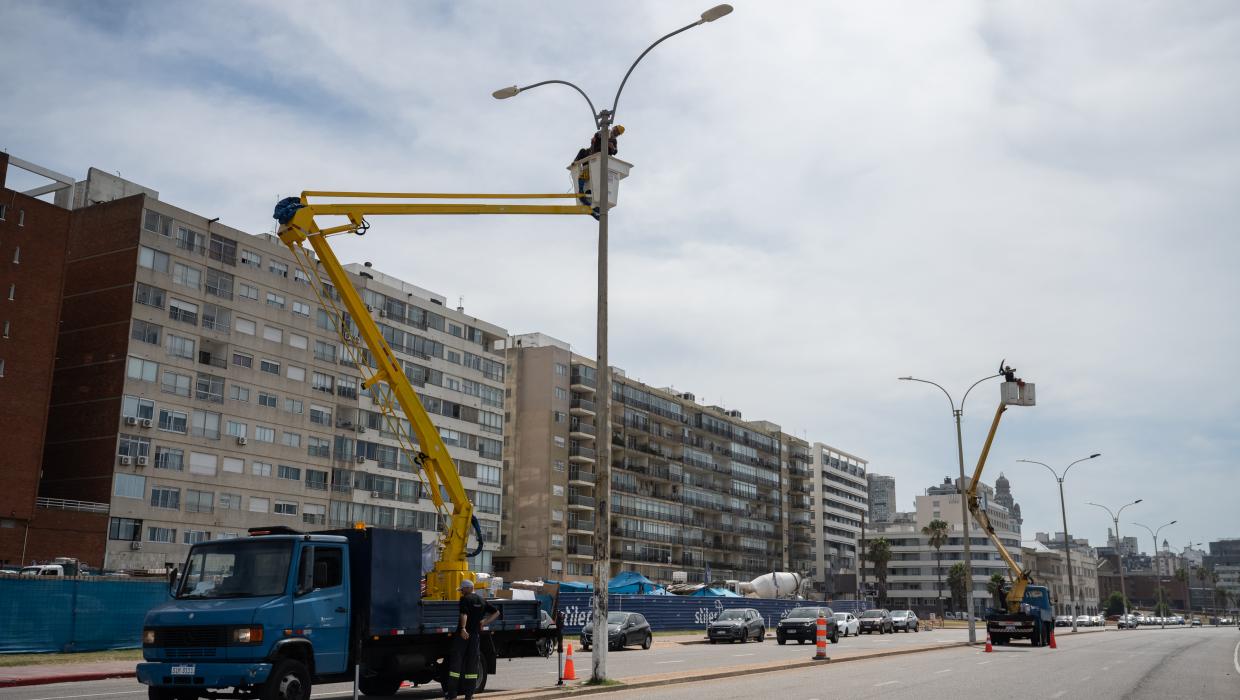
<box><xmin>553</xmin><ymin>459</ymin><xmax>566</xmax><ymax>472</ymax></box>
<box><xmin>161</xmin><ymin>370</ymin><xmax>191</xmax><ymax>397</ymax></box>
<box><xmin>258</xmin><ymin>392</ymin><xmax>278</xmax><ymax>408</ymax></box>
<box><xmin>238</xmin><ymin>283</ymin><xmax>259</xmax><ymax>301</ymax></box>
<box><xmin>225</xmin><ymin>420</ymin><xmax>247</xmax><ymax>439</ymax></box>
<box><xmin>127</xmin><ymin>356</ymin><xmax>159</xmax><ymax>382</ymax></box>
<box><xmin>251</xmin><ymin>462</ymin><xmax>273</xmax><ymax>478</ymax></box>
<box><xmin>240</xmin><ymin>249</ymin><xmax>261</xmax><ymax>268</ymax></box>
<box><xmin>189</xmin><ymin>451</ymin><xmax>218</xmax><ymax>476</ymax></box>
<box><xmin>131</xmin><ymin>319</ymin><xmax>162</xmax><ymax>345</ymax></box>
<box><xmin>174</xmin><ymin>227</ymin><xmax>203</xmax><ymax>253</ymax></box>
<box><xmin>260</xmin><ymin>359</ymin><xmax>280</xmax><ymax>375</ymax></box>
<box><xmin>283</xmin><ymin>398</ymin><xmax>303</xmax><ymax>414</ymax></box>
<box><xmin>309</xmin><ymin>404</ymin><xmax>332</xmax><ymax>426</ymax></box>
<box><xmin>269</xmin><ymin>261</ymin><xmax>289</xmax><ymax>278</ymax></box>
<box><xmin>158</xmin><ymin>408</ymin><xmax>188</xmax><ymax>434</ymax></box>
<box><xmin>287</xmin><ymin>365</ymin><xmax>306</xmax><ymax>382</ymax></box>
<box><xmin>121</xmin><ymin>395</ymin><xmax>155</xmax><ymax>420</ymax></box>
<box><xmin>289</xmin><ymin>333</ymin><xmax>308</xmax><ymax>350</ymax></box>
<box><xmin>154</xmin><ymin>446</ymin><xmax>184</xmax><ymax>471</ymax></box>
<box><xmin>222</xmin><ymin>457</ymin><xmax>243</xmax><ymax>473</ymax></box>
<box><xmin>281</xmin><ymin>432</ymin><xmax>301</xmax><ymax>448</ymax></box>
<box><xmin>202</xmin><ymin>303</ymin><xmax>230</xmax><ymax>333</ymax></box>
<box><xmin>186</xmin><ymin>489</ymin><xmax>214</xmax><ymax>514</ymax></box>
<box><xmin>183</xmin><ymin>530</ymin><xmax>211</xmax><ymax>545</ymax></box>
<box><xmin>553</xmin><ymin>436</ymin><xmax>566</xmax><ymax>448</ymax></box>
<box><xmin>262</xmin><ymin>326</ymin><xmax>283</xmax><ymax>343</ymax></box>
<box><xmin>108</xmin><ymin>517</ymin><xmax>142</xmax><ymax>541</ymax></box>
<box><xmin>172</xmin><ymin>263</ymin><xmax>201</xmax><ymax>290</ymax></box>
<box><xmin>7</xmin><ymin>284</ymin><xmax>13</xmax><ymax>301</ymax></box>
<box><xmin>143</xmin><ymin>209</ymin><xmax>170</xmax><ymax>235</ymax></box>
<box><xmin>235</xmin><ymin>317</ymin><xmax>256</xmax><ymax>335</ymax></box>
<box><xmin>311</xmin><ymin>371</ymin><xmax>333</xmax><ymax>393</ymax></box>
<box><xmin>229</xmin><ymin>384</ymin><xmax>250</xmax><ymax>402</ymax></box>
<box><xmin>135</xmin><ymin>283</ymin><xmax>167</xmax><ymax>309</ymax></box>
<box><xmin>138</xmin><ymin>246</ymin><xmax>169</xmax><ymax>273</ymax></box>
<box><xmin>166</xmin><ymin>333</ymin><xmax>195</xmax><ymax>359</ymax></box>
<box><xmin>168</xmin><ymin>298</ymin><xmax>199</xmax><ymax>325</ymax></box>
<box><xmin>277</xmin><ymin>464</ymin><xmax>301</xmax><ymax>481</ymax></box>
<box><xmin>219</xmin><ymin>493</ymin><xmax>242</xmax><ymax>510</ymax></box>
<box><xmin>255</xmin><ymin>426</ymin><xmax>275</xmax><ymax>443</ymax></box>
<box><xmin>266</xmin><ymin>292</ymin><xmax>286</xmax><ymax>309</ymax></box>
<box><xmin>208</xmin><ymin>233</ymin><xmax>237</xmax><ymax>266</ymax></box>
<box><xmin>292</xmin><ymin>301</ymin><xmax>310</xmax><ymax>317</ymax></box>
<box><xmin>249</xmin><ymin>497</ymin><xmax>270</xmax><ymax>512</ymax></box>
<box><xmin>555</xmin><ymin>387</ymin><xmax>569</xmax><ymax>400</ymax></box>
<box><xmin>114</xmin><ymin>473</ymin><xmax>146</xmax><ymax>499</ymax></box>
<box><xmin>147</xmin><ymin>527</ymin><xmax>176</xmax><ymax>543</ymax></box>
<box><xmin>150</xmin><ymin>487</ymin><xmax>180</xmax><ymax>510</ymax></box>
<box><xmin>191</xmin><ymin>410</ymin><xmax>221</xmax><ymax>440</ymax></box>
<box><xmin>477</xmin><ymin>464</ymin><xmax>501</xmax><ymax>487</ymax></box>
<box><xmin>274</xmin><ymin>501</ymin><xmax>298</xmax><ymax>516</ymax></box>
<box><xmin>314</xmin><ymin>340</ymin><xmax>336</xmax><ymax>363</ymax></box>
<box><xmin>305</xmin><ymin>470</ymin><xmax>328</xmax><ymax>491</ymax></box>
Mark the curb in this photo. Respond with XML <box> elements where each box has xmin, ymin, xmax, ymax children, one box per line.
<box><xmin>487</xmin><ymin>641</ymin><xmax>973</xmax><ymax>699</ymax></box>
<box><xmin>0</xmin><ymin>670</ymin><xmax>135</xmax><ymax>688</ymax></box>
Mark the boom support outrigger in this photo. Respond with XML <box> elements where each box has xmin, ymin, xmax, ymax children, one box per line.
<box><xmin>274</xmin><ymin>191</ymin><xmax>590</xmax><ymax>600</ymax></box>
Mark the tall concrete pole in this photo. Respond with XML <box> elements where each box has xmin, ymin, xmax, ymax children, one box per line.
<box><xmin>590</xmin><ymin>110</ymin><xmax>613</xmax><ymax>683</ymax></box>
<box><xmin>952</xmin><ymin>410</ymin><xmax>977</xmax><ymax>644</ymax></box>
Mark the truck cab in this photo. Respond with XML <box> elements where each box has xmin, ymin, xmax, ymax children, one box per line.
<box><xmin>987</xmin><ymin>584</ymin><xmax>1055</xmax><ymax>647</ymax></box>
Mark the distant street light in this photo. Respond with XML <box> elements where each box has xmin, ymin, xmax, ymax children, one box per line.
<box><xmin>899</xmin><ymin>371</ymin><xmax>1002</xmax><ymax>644</ymax></box>
<box><xmin>1087</xmin><ymin>499</ymin><xmax>1143</xmax><ymax>623</ymax></box>
<box><xmin>1018</xmin><ymin>453</ymin><xmax>1101</xmax><ymax>633</ymax></box>
<box><xmin>493</xmin><ymin>5</ymin><xmax>733</xmax><ymax>682</ymax></box>
<box><xmin>1133</xmin><ymin>520</ymin><xmax>1177</xmax><ymax>628</ymax></box>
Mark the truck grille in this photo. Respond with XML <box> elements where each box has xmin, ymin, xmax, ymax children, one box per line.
<box><xmin>164</xmin><ymin>648</ymin><xmax>218</xmax><ymax>659</ymax></box>
<box><xmin>153</xmin><ymin>626</ymin><xmax>230</xmax><ymax>648</ymax></box>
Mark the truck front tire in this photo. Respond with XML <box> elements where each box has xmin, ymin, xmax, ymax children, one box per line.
<box><xmin>263</xmin><ymin>658</ymin><xmax>311</xmax><ymax>700</ymax></box>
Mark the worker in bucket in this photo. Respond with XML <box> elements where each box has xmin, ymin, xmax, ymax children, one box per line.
<box><xmin>444</xmin><ymin>579</ymin><xmax>501</xmax><ymax>700</ymax></box>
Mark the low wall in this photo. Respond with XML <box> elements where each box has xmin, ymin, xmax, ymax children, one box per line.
<box><xmin>0</xmin><ymin>576</ymin><xmax>169</xmax><ymax>653</ymax></box>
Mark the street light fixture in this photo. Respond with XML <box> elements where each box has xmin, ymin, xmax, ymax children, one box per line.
<box><xmin>1017</xmin><ymin>453</ymin><xmax>1101</xmax><ymax>633</ymax></box>
<box><xmin>1133</xmin><ymin>520</ymin><xmax>1177</xmax><ymax>629</ymax></box>
<box><xmin>898</xmin><ymin>371</ymin><xmax>1003</xmax><ymax>644</ymax></box>
<box><xmin>493</xmin><ymin>6</ymin><xmax>732</xmax><ymax>682</ymax></box>
<box><xmin>1087</xmin><ymin>499</ymin><xmax>1142</xmax><ymax>623</ymax></box>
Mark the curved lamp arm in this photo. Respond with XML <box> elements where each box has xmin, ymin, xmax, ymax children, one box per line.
<box><xmin>960</xmin><ymin>373</ymin><xmax>1003</xmax><ymax>414</ymax></box>
<box><xmin>1087</xmin><ymin>501</ymin><xmax>1117</xmax><ymax>521</ymax></box>
<box><xmin>611</xmin><ymin>5</ymin><xmax>733</xmax><ymax>117</ymax></box>
<box><xmin>493</xmin><ymin>79</ymin><xmax>600</xmax><ymax>128</ymax></box>
<box><xmin>1017</xmin><ymin>458</ymin><xmax>1058</xmax><ymax>481</ymax></box>
<box><xmin>1062</xmin><ymin>453</ymin><xmax>1101</xmax><ymax>481</ymax></box>
<box><xmin>898</xmin><ymin>376</ymin><xmax>957</xmax><ymax>413</ymax></box>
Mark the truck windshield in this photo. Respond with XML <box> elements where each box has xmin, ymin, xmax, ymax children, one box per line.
<box><xmin>177</xmin><ymin>540</ymin><xmax>292</xmax><ymax>599</ymax></box>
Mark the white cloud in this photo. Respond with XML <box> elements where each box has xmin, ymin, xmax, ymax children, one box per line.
<box><xmin>3</xmin><ymin>0</ymin><xmax>1237</xmax><ymax>547</ymax></box>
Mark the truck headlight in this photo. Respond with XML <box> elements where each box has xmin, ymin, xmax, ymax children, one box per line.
<box><xmin>143</xmin><ymin>628</ymin><xmax>156</xmax><ymax>645</ymax></box>
<box><xmin>232</xmin><ymin>627</ymin><xmax>264</xmax><ymax>644</ymax></box>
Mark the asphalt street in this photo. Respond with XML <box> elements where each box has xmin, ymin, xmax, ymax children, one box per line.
<box><xmin>604</xmin><ymin>626</ymin><xmax>1240</xmax><ymax>700</ymax></box>
<box><xmin>0</xmin><ymin>627</ymin><xmax>967</xmax><ymax>700</ymax></box>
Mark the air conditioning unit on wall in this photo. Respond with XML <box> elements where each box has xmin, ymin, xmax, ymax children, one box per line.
<box><xmin>124</xmin><ymin>416</ymin><xmax>139</xmax><ymax>426</ymax></box>
<box><xmin>141</xmin><ymin>419</ymin><xmax>154</xmax><ymax>429</ymax></box>
<box><xmin>119</xmin><ymin>456</ymin><xmax>132</xmax><ymax>466</ymax></box>
<box><xmin>236</xmin><ymin>436</ymin><xmax>248</xmax><ymax>446</ymax></box>
<box><xmin>130</xmin><ymin>541</ymin><xmax>143</xmax><ymax>550</ymax></box>
<box><xmin>136</xmin><ymin>456</ymin><xmax>149</xmax><ymax>467</ymax></box>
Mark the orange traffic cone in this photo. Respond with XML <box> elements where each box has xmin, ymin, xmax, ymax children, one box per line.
<box><xmin>563</xmin><ymin>643</ymin><xmax>577</xmax><ymax>680</ymax></box>
<box><xmin>1049</xmin><ymin>628</ymin><xmax>1057</xmax><ymax>649</ymax></box>
<box><xmin>984</xmin><ymin>632</ymin><xmax>993</xmax><ymax>653</ymax></box>
<box><xmin>813</xmin><ymin>616</ymin><xmax>829</xmax><ymax>660</ymax></box>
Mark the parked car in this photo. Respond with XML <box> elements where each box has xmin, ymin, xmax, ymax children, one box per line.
<box><xmin>580</xmin><ymin>611</ymin><xmax>652</xmax><ymax>651</ymax></box>
<box><xmin>18</xmin><ymin>564</ymin><xmax>65</xmax><ymax>576</ymax></box>
<box><xmin>858</xmin><ymin>609</ymin><xmax>894</xmax><ymax>634</ymax></box>
<box><xmin>832</xmin><ymin>612</ymin><xmax>860</xmax><ymax>637</ymax></box>
<box><xmin>708</xmin><ymin>608</ymin><xmax>766</xmax><ymax>644</ymax></box>
<box><xmin>1191</xmin><ymin>618</ymin><xmax>1202</xmax><ymax>627</ymax></box>
<box><xmin>1118</xmin><ymin>615</ymin><xmax>1139</xmax><ymax>629</ymax></box>
<box><xmin>776</xmin><ymin>606</ymin><xmax>837</xmax><ymax>645</ymax></box>
<box><xmin>891</xmin><ymin>610</ymin><xmax>919</xmax><ymax>632</ymax></box>
<box><xmin>1092</xmin><ymin>615</ymin><xmax>1104</xmax><ymax>627</ymax></box>
<box><xmin>1055</xmin><ymin>615</ymin><xmax>1073</xmax><ymax>627</ymax></box>
<box><xmin>1075</xmin><ymin>615</ymin><xmax>1092</xmax><ymax>627</ymax></box>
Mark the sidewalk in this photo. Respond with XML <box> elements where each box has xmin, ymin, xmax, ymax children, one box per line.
<box><xmin>0</xmin><ymin>660</ymin><xmax>135</xmax><ymax>688</ymax></box>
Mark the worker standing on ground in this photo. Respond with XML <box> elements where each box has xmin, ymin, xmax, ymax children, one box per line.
<box><xmin>445</xmin><ymin>579</ymin><xmax>501</xmax><ymax>700</ymax></box>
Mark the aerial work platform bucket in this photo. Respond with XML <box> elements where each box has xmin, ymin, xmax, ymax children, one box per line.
<box><xmin>568</xmin><ymin>153</ymin><xmax>633</xmax><ymax>209</ymax></box>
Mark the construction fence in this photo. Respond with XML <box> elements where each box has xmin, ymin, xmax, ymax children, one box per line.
<box><xmin>0</xmin><ymin>576</ymin><xmax>169</xmax><ymax>654</ymax></box>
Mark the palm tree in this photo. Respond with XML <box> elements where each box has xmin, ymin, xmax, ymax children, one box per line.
<box><xmin>1174</xmin><ymin>568</ymin><xmax>1188</xmax><ymax>615</ymax></box>
<box><xmin>922</xmin><ymin>519</ymin><xmax>949</xmax><ymax>622</ymax></box>
<box><xmin>948</xmin><ymin>563</ymin><xmax>968</xmax><ymax>611</ymax></box>
<box><xmin>1195</xmin><ymin>566</ymin><xmax>1210</xmax><ymax>615</ymax></box>
<box><xmin>869</xmin><ymin>537</ymin><xmax>892</xmax><ymax>608</ymax></box>
<box><xmin>987</xmin><ymin>572</ymin><xmax>1008</xmax><ymax>609</ymax></box>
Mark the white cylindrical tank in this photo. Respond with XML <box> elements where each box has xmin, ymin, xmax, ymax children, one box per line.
<box><xmin>739</xmin><ymin>572</ymin><xmax>802</xmax><ymax>599</ymax></box>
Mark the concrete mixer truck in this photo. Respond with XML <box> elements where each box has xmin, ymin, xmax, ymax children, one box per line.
<box><xmin>735</xmin><ymin>572</ymin><xmax>805</xmax><ymax>599</ymax></box>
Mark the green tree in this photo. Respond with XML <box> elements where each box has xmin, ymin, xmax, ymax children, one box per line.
<box><xmin>921</xmin><ymin>519</ymin><xmax>949</xmax><ymax>620</ymax></box>
<box><xmin>987</xmin><ymin>573</ymin><xmax>1008</xmax><ymax>609</ymax></box>
<box><xmin>1104</xmin><ymin>591</ymin><xmax>1128</xmax><ymax>616</ymax></box>
<box><xmin>948</xmin><ymin>562</ymin><xmax>968</xmax><ymax>611</ymax></box>
<box><xmin>1174</xmin><ymin>568</ymin><xmax>1189</xmax><ymax>615</ymax></box>
<box><xmin>869</xmin><ymin>537</ymin><xmax>892</xmax><ymax>607</ymax></box>
<box><xmin>1195</xmin><ymin>566</ymin><xmax>1210</xmax><ymax>614</ymax></box>
<box><xmin>1216</xmin><ymin>587</ymin><xmax>1231</xmax><ymax>613</ymax></box>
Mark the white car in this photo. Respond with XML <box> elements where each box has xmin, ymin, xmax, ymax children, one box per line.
<box><xmin>1074</xmin><ymin>615</ymin><xmax>1092</xmax><ymax>627</ymax></box>
<box><xmin>832</xmin><ymin>612</ymin><xmax>859</xmax><ymax>637</ymax></box>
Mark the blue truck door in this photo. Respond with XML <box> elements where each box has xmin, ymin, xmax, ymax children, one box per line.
<box><xmin>293</xmin><ymin>545</ymin><xmax>349</xmax><ymax>674</ymax></box>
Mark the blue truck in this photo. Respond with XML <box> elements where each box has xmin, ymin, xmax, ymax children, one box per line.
<box><xmin>985</xmin><ymin>585</ymin><xmax>1055</xmax><ymax>647</ymax></box>
<box><xmin>138</xmin><ymin>527</ymin><xmax>550</xmax><ymax>699</ymax></box>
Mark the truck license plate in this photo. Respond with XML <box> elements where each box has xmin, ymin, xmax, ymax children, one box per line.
<box><xmin>170</xmin><ymin>664</ymin><xmax>196</xmax><ymax>676</ymax></box>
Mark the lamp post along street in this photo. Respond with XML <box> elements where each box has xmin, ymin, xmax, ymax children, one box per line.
<box><xmin>1087</xmin><ymin>499</ymin><xmax>1142</xmax><ymax>623</ymax></box>
<box><xmin>899</xmin><ymin>372</ymin><xmax>1001</xmax><ymax>644</ymax></box>
<box><xmin>492</xmin><ymin>5</ymin><xmax>733</xmax><ymax>682</ymax></box>
<box><xmin>1133</xmin><ymin>520</ymin><xmax>1177</xmax><ymax>629</ymax></box>
<box><xmin>1018</xmin><ymin>454</ymin><xmax>1100</xmax><ymax>632</ymax></box>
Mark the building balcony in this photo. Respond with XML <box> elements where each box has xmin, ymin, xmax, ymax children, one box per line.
<box><xmin>568</xmin><ymin>445</ymin><xmax>596</xmax><ymax>463</ymax></box>
<box><xmin>567</xmin><ymin>544</ymin><xmax>594</xmax><ymax>558</ymax></box>
<box><xmin>568</xmin><ymin>493</ymin><xmax>596</xmax><ymax>510</ymax></box>
<box><xmin>568</xmin><ymin>469</ymin><xmax>596</xmax><ymax>486</ymax></box>
<box><xmin>569</xmin><ymin>420</ymin><xmax>596</xmax><ymax>440</ymax></box>
<box><xmin>570</xmin><ymin>398</ymin><xmax>596</xmax><ymax>416</ymax></box>
<box><xmin>567</xmin><ymin>517</ymin><xmax>594</xmax><ymax>533</ymax></box>
<box><xmin>570</xmin><ymin>372</ymin><xmax>597</xmax><ymax>393</ymax></box>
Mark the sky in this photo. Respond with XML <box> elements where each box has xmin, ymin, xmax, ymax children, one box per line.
<box><xmin>3</xmin><ymin>1</ymin><xmax>1238</xmax><ymax>553</ymax></box>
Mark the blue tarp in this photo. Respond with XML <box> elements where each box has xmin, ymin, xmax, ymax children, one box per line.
<box><xmin>545</xmin><ymin>579</ymin><xmax>592</xmax><ymax>592</ymax></box>
<box><xmin>608</xmin><ymin>571</ymin><xmax>663</xmax><ymax>595</ymax></box>
<box><xmin>0</xmin><ymin>577</ymin><xmax>170</xmax><ymax>653</ymax></box>
<box><xmin>690</xmin><ymin>586</ymin><xmax>742</xmax><ymax>597</ymax></box>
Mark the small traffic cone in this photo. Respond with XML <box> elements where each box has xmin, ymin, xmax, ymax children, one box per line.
<box><xmin>1049</xmin><ymin>628</ymin><xmax>1057</xmax><ymax>649</ymax></box>
<box><xmin>563</xmin><ymin>643</ymin><xmax>576</xmax><ymax>680</ymax></box>
<box><xmin>984</xmin><ymin>632</ymin><xmax>993</xmax><ymax>653</ymax></box>
<box><xmin>813</xmin><ymin>616</ymin><xmax>829</xmax><ymax>660</ymax></box>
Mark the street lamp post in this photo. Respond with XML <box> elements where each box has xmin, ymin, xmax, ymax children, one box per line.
<box><xmin>898</xmin><ymin>371</ymin><xmax>1002</xmax><ymax>644</ymax></box>
<box><xmin>1087</xmin><ymin>499</ymin><xmax>1142</xmax><ymax>625</ymax></box>
<box><xmin>493</xmin><ymin>5</ymin><xmax>733</xmax><ymax>682</ymax></box>
<box><xmin>1133</xmin><ymin>520</ymin><xmax>1177</xmax><ymax>629</ymax></box>
<box><xmin>1017</xmin><ymin>454</ymin><xmax>1101</xmax><ymax>632</ymax></box>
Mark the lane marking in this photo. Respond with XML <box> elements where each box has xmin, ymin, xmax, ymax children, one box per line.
<box><xmin>1081</xmin><ymin>675</ymin><xmax>1091</xmax><ymax>682</ymax></box>
<box><xmin>977</xmin><ymin>660</ymin><xmax>993</xmax><ymax>665</ymax></box>
<box><xmin>655</xmin><ymin>660</ymin><xmax>684</xmax><ymax>664</ymax></box>
<box><xmin>26</xmin><ymin>692</ymin><xmax>136</xmax><ymax>700</ymax></box>
<box><xmin>934</xmin><ymin>668</ymin><xmax>952</xmax><ymax>674</ymax></box>
<box><xmin>874</xmin><ymin>680</ymin><xmax>900</xmax><ymax>687</ymax></box>
<box><xmin>1051</xmin><ymin>691</ymin><xmax>1067</xmax><ymax>699</ymax></box>
<box><xmin>732</xmin><ymin>653</ymin><xmax>755</xmax><ymax>657</ymax></box>
<box><xmin>1101</xmin><ymin>666</ymin><xmax>1110</xmax><ymax>671</ymax></box>
<box><xmin>1234</xmin><ymin>639</ymin><xmax>1240</xmax><ymax>675</ymax></box>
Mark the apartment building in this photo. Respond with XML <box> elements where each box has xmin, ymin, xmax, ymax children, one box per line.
<box><xmin>866</xmin><ymin>473</ymin><xmax>896</xmax><ymax>525</ymax></box>
<box><xmin>9</xmin><ymin>164</ymin><xmax>509</xmax><ymax>571</ymax></box>
<box><xmin>809</xmin><ymin>443</ymin><xmax>868</xmax><ymax>595</ymax></box>
<box><xmin>498</xmin><ymin>334</ymin><xmax>800</xmax><ymax>585</ymax></box>
<box><xmin>860</xmin><ymin>476</ymin><xmax>1023</xmax><ymax>614</ymax></box>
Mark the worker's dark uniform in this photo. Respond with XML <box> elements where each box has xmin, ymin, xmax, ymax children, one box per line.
<box><xmin>445</xmin><ymin>592</ymin><xmax>498</xmax><ymax>699</ymax></box>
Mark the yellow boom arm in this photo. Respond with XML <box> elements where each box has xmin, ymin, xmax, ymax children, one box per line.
<box><xmin>963</xmin><ymin>374</ymin><xmax>1036</xmax><ymax>612</ymax></box>
<box><xmin>275</xmin><ymin>192</ymin><xmax>589</xmax><ymax>599</ymax></box>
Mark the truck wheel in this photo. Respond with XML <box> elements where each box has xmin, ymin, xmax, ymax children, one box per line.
<box><xmin>262</xmin><ymin>658</ymin><xmax>310</xmax><ymax>700</ymax></box>
<box><xmin>777</xmin><ymin>637</ymin><xmax>786</xmax><ymax>645</ymax></box>
<box><xmin>359</xmin><ymin>676</ymin><xmax>403</xmax><ymax>697</ymax></box>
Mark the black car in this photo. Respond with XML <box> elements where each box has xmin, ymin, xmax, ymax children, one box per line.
<box><xmin>776</xmin><ymin>606</ymin><xmax>838</xmax><ymax>645</ymax></box>
<box><xmin>858</xmin><ymin>609</ymin><xmax>894</xmax><ymax>634</ymax></box>
<box><xmin>580</xmin><ymin>611</ymin><xmax>652</xmax><ymax>651</ymax></box>
<box><xmin>707</xmin><ymin>608</ymin><xmax>766</xmax><ymax>644</ymax></box>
